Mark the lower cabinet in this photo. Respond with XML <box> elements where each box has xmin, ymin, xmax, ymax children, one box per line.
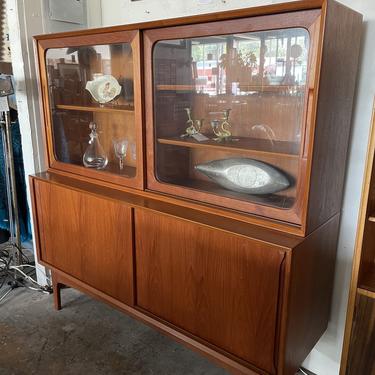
<box><xmin>31</xmin><ymin>177</ymin><xmax>339</xmax><ymax>375</ymax></box>
<box><xmin>33</xmin><ymin>181</ymin><xmax>134</xmax><ymax>305</ymax></box>
<box><xmin>134</xmin><ymin>208</ymin><xmax>286</xmax><ymax>373</ymax></box>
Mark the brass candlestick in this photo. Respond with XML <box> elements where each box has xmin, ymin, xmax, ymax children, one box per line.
<box><xmin>211</xmin><ymin>109</ymin><xmax>232</xmax><ymax>142</ymax></box>
<box><xmin>181</xmin><ymin>108</ymin><xmax>204</xmax><ymax>138</ymax></box>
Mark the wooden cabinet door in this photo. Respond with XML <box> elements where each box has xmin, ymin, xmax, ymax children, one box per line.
<box><xmin>37</xmin><ymin>30</ymin><xmax>145</xmax><ymax>190</ymax></box>
<box><xmin>135</xmin><ymin>208</ymin><xmax>286</xmax><ymax>373</ymax></box>
<box><xmin>33</xmin><ymin>180</ymin><xmax>134</xmax><ymax>305</ymax></box>
<box><xmin>144</xmin><ymin>10</ymin><xmax>323</xmax><ymax>227</ymax></box>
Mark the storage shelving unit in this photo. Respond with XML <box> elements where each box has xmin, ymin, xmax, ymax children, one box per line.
<box><xmin>30</xmin><ymin>2</ymin><xmax>362</xmax><ymax>374</ymax></box>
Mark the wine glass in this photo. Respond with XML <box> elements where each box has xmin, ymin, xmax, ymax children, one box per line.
<box><xmin>113</xmin><ymin>138</ymin><xmax>129</xmax><ymax>171</ymax></box>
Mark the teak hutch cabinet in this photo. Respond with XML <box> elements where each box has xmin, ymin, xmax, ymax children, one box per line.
<box><xmin>30</xmin><ymin>1</ymin><xmax>362</xmax><ymax>374</ymax></box>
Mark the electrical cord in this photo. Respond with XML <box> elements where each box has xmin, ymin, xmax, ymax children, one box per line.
<box><xmin>0</xmin><ymin>242</ymin><xmax>30</xmax><ymax>264</ymax></box>
<box><xmin>299</xmin><ymin>368</ymin><xmax>310</xmax><ymax>375</ymax></box>
<box><xmin>10</xmin><ymin>265</ymin><xmax>51</xmax><ymax>286</ymax></box>
<box><xmin>0</xmin><ymin>243</ymin><xmax>52</xmax><ymax>304</ymax></box>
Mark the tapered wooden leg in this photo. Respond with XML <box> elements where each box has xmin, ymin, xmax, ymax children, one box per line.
<box><xmin>52</xmin><ymin>271</ymin><xmax>62</xmax><ymax>310</ymax></box>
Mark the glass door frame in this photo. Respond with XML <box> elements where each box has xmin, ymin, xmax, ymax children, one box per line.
<box><xmin>144</xmin><ymin>9</ymin><xmax>323</xmax><ymax>226</ymax></box>
<box><xmin>37</xmin><ymin>30</ymin><xmax>144</xmax><ymax>190</ymax></box>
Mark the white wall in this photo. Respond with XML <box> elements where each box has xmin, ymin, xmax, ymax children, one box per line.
<box><xmin>87</xmin><ymin>0</ymin><xmax>102</xmax><ymax>28</ymax></box>
<box><xmin>101</xmin><ymin>0</ymin><xmax>285</xmax><ymax>26</ymax></box>
<box><xmin>98</xmin><ymin>1</ymin><xmax>375</xmax><ymax>374</ymax></box>
<box><xmin>7</xmin><ymin>0</ymin><xmax>49</xmax><ymax>284</ymax></box>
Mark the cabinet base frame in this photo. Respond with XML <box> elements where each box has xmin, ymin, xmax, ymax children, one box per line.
<box><xmin>49</xmin><ymin>267</ymin><xmax>263</xmax><ymax>375</ymax></box>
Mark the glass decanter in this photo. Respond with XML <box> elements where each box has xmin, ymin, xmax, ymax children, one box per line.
<box><xmin>83</xmin><ymin>122</ymin><xmax>108</xmax><ymax>169</ymax></box>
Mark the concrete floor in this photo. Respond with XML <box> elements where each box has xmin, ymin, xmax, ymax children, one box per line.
<box><xmin>0</xmin><ymin>287</ymin><xmax>228</xmax><ymax>375</ymax></box>
<box><xmin>0</xmin><ymin>287</ymin><xmax>312</xmax><ymax>375</ymax></box>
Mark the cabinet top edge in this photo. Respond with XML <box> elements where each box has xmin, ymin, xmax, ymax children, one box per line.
<box><xmin>30</xmin><ymin>172</ymin><xmax>305</xmax><ymax>249</ymax></box>
<box><xmin>33</xmin><ymin>0</ymin><xmax>326</xmax><ymax>42</ymax></box>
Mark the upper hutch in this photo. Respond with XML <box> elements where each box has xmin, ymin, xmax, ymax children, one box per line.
<box><xmin>31</xmin><ymin>1</ymin><xmax>362</xmax><ymax>374</ymax></box>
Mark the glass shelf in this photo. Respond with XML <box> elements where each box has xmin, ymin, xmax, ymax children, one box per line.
<box><xmin>156</xmin><ymin>84</ymin><xmax>305</xmax><ymax>93</ymax></box>
<box><xmin>172</xmin><ymin>178</ymin><xmax>295</xmax><ymax>209</ymax></box>
<box><xmin>157</xmin><ymin>136</ymin><xmax>300</xmax><ymax>159</ymax></box>
<box><xmin>102</xmin><ymin>163</ymin><xmax>136</xmax><ymax>177</ymax></box>
<box><xmin>156</xmin><ymin>85</ymin><xmax>195</xmax><ymax>92</ymax></box>
<box><xmin>55</xmin><ymin>104</ymin><xmax>134</xmax><ymax>113</ymax></box>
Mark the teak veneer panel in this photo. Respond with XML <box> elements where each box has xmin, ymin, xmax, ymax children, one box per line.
<box><xmin>33</xmin><ymin>180</ymin><xmax>134</xmax><ymax>305</ymax></box>
<box><xmin>31</xmin><ymin>171</ymin><xmax>304</xmax><ymax>249</ymax></box>
<box><xmin>55</xmin><ymin>104</ymin><xmax>135</xmax><ymax>114</ymax></box>
<box><xmin>49</xmin><ymin>268</ymin><xmax>262</xmax><ymax>375</ymax></box>
<box><xmin>134</xmin><ymin>208</ymin><xmax>285</xmax><ymax>374</ymax></box>
<box><xmin>306</xmin><ymin>0</ymin><xmax>363</xmax><ymax>232</ymax></box>
<box><xmin>157</xmin><ymin>137</ymin><xmax>300</xmax><ymax>159</ymax></box>
<box><xmin>346</xmin><ymin>294</ymin><xmax>375</xmax><ymax>375</ymax></box>
<box><xmin>281</xmin><ymin>214</ymin><xmax>340</xmax><ymax>374</ymax></box>
<box><xmin>30</xmin><ymin>175</ymin><xmax>343</xmax><ymax>374</ymax></box>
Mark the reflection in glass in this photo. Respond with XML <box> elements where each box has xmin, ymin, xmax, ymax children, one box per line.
<box><xmin>153</xmin><ymin>28</ymin><xmax>309</xmax><ymax>209</ymax></box>
<box><xmin>45</xmin><ymin>42</ymin><xmax>136</xmax><ymax>178</ymax></box>
<box><xmin>130</xmin><ymin>142</ymin><xmax>137</xmax><ymax>161</ymax></box>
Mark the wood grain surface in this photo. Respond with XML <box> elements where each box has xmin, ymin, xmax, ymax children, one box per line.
<box><xmin>306</xmin><ymin>0</ymin><xmax>363</xmax><ymax>232</ymax></box>
<box><xmin>280</xmin><ymin>214</ymin><xmax>340</xmax><ymax>375</ymax></box>
<box><xmin>135</xmin><ymin>208</ymin><xmax>286</xmax><ymax>373</ymax></box>
<box><xmin>34</xmin><ymin>180</ymin><xmax>135</xmax><ymax>305</ymax></box>
<box><xmin>346</xmin><ymin>294</ymin><xmax>375</xmax><ymax>375</ymax></box>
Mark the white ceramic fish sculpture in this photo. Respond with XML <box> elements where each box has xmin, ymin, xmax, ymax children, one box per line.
<box><xmin>195</xmin><ymin>158</ymin><xmax>290</xmax><ymax>195</ymax></box>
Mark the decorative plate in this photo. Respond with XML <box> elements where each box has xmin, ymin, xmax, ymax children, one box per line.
<box><xmin>85</xmin><ymin>74</ymin><xmax>122</xmax><ymax>104</ymax></box>
<box><xmin>195</xmin><ymin>158</ymin><xmax>290</xmax><ymax>195</ymax></box>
